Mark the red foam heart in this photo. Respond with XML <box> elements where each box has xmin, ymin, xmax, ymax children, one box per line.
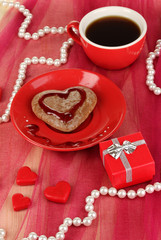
<box><xmin>44</xmin><ymin>181</ymin><xmax>71</xmax><ymax>203</ymax></box>
<box><xmin>12</xmin><ymin>193</ymin><xmax>31</xmax><ymax>211</ymax></box>
<box><xmin>16</xmin><ymin>166</ymin><xmax>38</xmax><ymax>186</ymax></box>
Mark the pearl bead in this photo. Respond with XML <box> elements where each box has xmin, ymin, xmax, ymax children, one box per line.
<box><xmin>9</xmin><ymin>97</ymin><xmax>13</xmax><ymax>104</ymax></box>
<box><xmin>24</xmin><ymin>18</ymin><xmax>31</xmax><ymax>24</ymax></box>
<box><xmin>154</xmin><ymin>182</ymin><xmax>161</xmax><ymax>191</ymax></box>
<box><xmin>54</xmin><ymin>59</ymin><xmax>61</xmax><ymax>67</ymax></box>
<box><xmin>7</xmin><ymin>102</ymin><xmax>12</xmax><ymax>108</ymax></box>
<box><xmin>68</xmin><ymin>38</ymin><xmax>74</xmax><ymax>45</ymax></box>
<box><xmin>108</xmin><ymin>187</ymin><xmax>117</xmax><ymax>196</ymax></box>
<box><xmin>147</xmin><ymin>75</ymin><xmax>154</xmax><ymax>81</ymax></box>
<box><xmin>157</xmin><ymin>39</ymin><xmax>161</xmax><ymax>44</ymax></box>
<box><xmin>18</xmin><ymin>32</ymin><xmax>25</xmax><ymax>38</ymax></box>
<box><xmin>146</xmin><ymin>80</ymin><xmax>154</xmax><ymax>86</ymax></box>
<box><xmin>23</xmin><ymin>9</ymin><xmax>30</xmax><ymax>16</ymax></box>
<box><xmin>21</xmin><ymin>22</ymin><xmax>28</xmax><ymax>28</ymax></box>
<box><xmin>32</xmin><ymin>56</ymin><xmax>39</xmax><ymax>64</ymax></box>
<box><xmin>20</xmin><ymin>66</ymin><xmax>26</xmax><ymax>71</ymax></box>
<box><xmin>39</xmin><ymin>57</ymin><xmax>46</xmax><ymax>64</ymax></box>
<box><xmin>51</xmin><ymin>27</ymin><xmax>57</xmax><ymax>34</ymax></box>
<box><xmin>2</xmin><ymin>114</ymin><xmax>9</xmax><ymax>122</ymax></box>
<box><xmin>149</xmin><ymin>52</ymin><xmax>155</xmax><ymax>59</ymax></box>
<box><xmin>19</xmin><ymin>5</ymin><xmax>25</xmax><ymax>12</ymax></box>
<box><xmin>60</xmin><ymin>57</ymin><xmax>67</xmax><ymax>64</ymax></box>
<box><xmin>149</xmin><ymin>83</ymin><xmax>156</xmax><ymax>91</ymax></box>
<box><xmin>63</xmin><ymin>218</ymin><xmax>72</xmax><ymax>226</ymax></box>
<box><xmin>83</xmin><ymin>217</ymin><xmax>92</xmax><ymax>226</ymax></box>
<box><xmin>58</xmin><ymin>224</ymin><xmax>68</xmax><ymax>233</ymax></box>
<box><xmin>16</xmin><ymin>79</ymin><xmax>23</xmax><ymax>85</ymax></box>
<box><xmin>0</xmin><ymin>229</ymin><xmax>6</xmax><ymax>237</ymax></box>
<box><xmin>127</xmin><ymin>190</ymin><xmax>136</xmax><ymax>199</ymax></box>
<box><xmin>60</xmin><ymin>47</ymin><xmax>67</xmax><ymax>54</ymax></box>
<box><xmin>38</xmin><ymin>29</ymin><xmax>45</xmax><ymax>37</ymax></box>
<box><xmin>2</xmin><ymin>2</ymin><xmax>8</xmax><ymax>6</ymax></box>
<box><xmin>57</xmin><ymin>27</ymin><xmax>64</xmax><ymax>34</ymax></box>
<box><xmin>148</xmin><ymin>69</ymin><xmax>155</xmax><ymax>75</ymax></box>
<box><xmin>9</xmin><ymin>2</ymin><xmax>14</xmax><ymax>7</ymax></box>
<box><xmin>154</xmin><ymin>49</ymin><xmax>160</xmax><ymax>56</ymax></box>
<box><xmin>155</xmin><ymin>43</ymin><xmax>161</xmax><ymax>49</ymax></box>
<box><xmin>91</xmin><ymin>190</ymin><xmax>100</xmax><ymax>198</ymax></box>
<box><xmin>22</xmin><ymin>238</ymin><xmax>28</xmax><ymax>240</ymax></box>
<box><xmin>27</xmin><ymin>13</ymin><xmax>33</xmax><ymax>19</ymax></box>
<box><xmin>32</xmin><ymin>33</ymin><xmax>39</xmax><ymax>40</ymax></box>
<box><xmin>146</xmin><ymin>64</ymin><xmax>153</xmax><ymax>70</ymax></box>
<box><xmin>60</xmin><ymin>53</ymin><xmax>68</xmax><ymax>58</ymax></box>
<box><xmin>88</xmin><ymin>211</ymin><xmax>97</xmax><ymax>220</ymax></box>
<box><xmin>145</xmin><ymin>184</ymin><xmax>154</xmax><ymax>193</ymax></box>
<box><xmin>72</xmin><ymin>217</ymin><xmax>82</xmax><ymax>227</ymax></box>
<box><xmin>28</xmin><ymin>232</ymin><xmax>38</xmax><ymax>240</ymax></box>
<box><xmin>48</xmin><ymin>237</ymin><xmax>56</xmax><ymax>240</ymax></box>
<box><xmin>137</xmin><ymin>188</ymin><xmax>146</xmax><ymax>197</ymax></box>
<box><xmin>46</xmin><ymin>58</ymin><xmax>54</xmax><ymax>65</ymax></box>
<box><xmin>55</xmin><ymin>232</ymin><xmax>65</xmax><ymax>240</ymax></box>
<box><xmin>5</xmin><ymin>109</ymin><xmax>10</xmax><ymax>115</ymax></box>
<box><xmin>154</xmin><ymin>87</ymin><xmax>161</xmax><ymax>95</ymax></box>
<box><xmin>14</xmin><ymin>2</ymin><xmax>20</xmax><ymax>8</ymax></box>
<box><xmin>117</xmin><ymin>189</ymin><xmax>126</xmax><ymax>198</ymax></box>
<box><xmin>62</xmin><ymin>42</ymin><xmax>69</xmax><ymax>48</ymax></box>
<box><xmin>19</xmin><ymin>27</ymin><xmax>26</xmax><ymax>33</ymax></box>
<box><xmin>85</xmin><ymin>203</ymin><xmax>94</xmax><ymax>212</ymax></box>
<box><xmin>24</xmin><ymin>58</ymin><xmax>31</xmax><ymax>65</ymax></box>
<box><xmin>39</xmin><ymin>235</ymin><xmax>47</xmax><ymax>240</ymax></box>
<box><xmin>18</xmin><ymin>68</ymin><xmax>26</xmax><ymax>74</ymax></box>
<box><xmin>20</xmin><ymin>62</ymin><xmax>27</xmax><ymax>68</ymax></box>
<box><xmin>24</xmin><ymin>32</ymin><xmax>31</xmax><ymax>40</ymax></box>
<box><xmin>6</xmin><ymin>103</ymin><xmax>11</xmax><ymax>110</ymax></box>
<box><xmin>12</xmin><ymin>91</ymin><xmax>17</xmax><ymax>97</ymax></box>
<box><xmin>18</xmin><ymin>73</ymin><xmax>25</xmax><ymax>79</ymax></box>
<box><xmin>146</xmin><ymin>58</ymin><xmax>153</xmax><ymax>64</ymax></box>
<box><xmin>13</xmin><ymin>85</ymin><xmax>20</xmax><ymax>91</ymax></box>
<box><xmin>85</xmin><ymin>196</ymin><xmax>94</xmax><ymax>204</ymax></box>
<box><xmin>44</xmin><ymin>26</ymin><xmax>51</xmax><ymax>34</ymax></box>
<box><xmin>100</xmin><ymin>186</ymin><xmax>108</xmax><ymax>195</ymax></box>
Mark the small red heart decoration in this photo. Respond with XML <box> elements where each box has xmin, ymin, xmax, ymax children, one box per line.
<box><xmin>12</xmin><ymin>193</ymin><xmax>31</xmax><ymax>211</ymax></box>
<box><xmin>44</xmin><ymin>181</ymin><xmax>71</xmax><ymax>203</ymax></box>
<box><xmin>16</xmin><ymin>166</ymin><xmax>38</xmax><ymax>186</ymax></box>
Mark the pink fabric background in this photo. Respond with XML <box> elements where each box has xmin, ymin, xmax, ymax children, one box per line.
<box><xmin>0</xmin><ymin>0</ymin><xmax>161</xmax><ymax>239</ymax></box>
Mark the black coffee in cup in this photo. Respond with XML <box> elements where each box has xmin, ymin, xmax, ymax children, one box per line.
<box><xmin>85</xmin><ymin>16</ymin><xmax>141</xmax><ymax>47</ymax></box>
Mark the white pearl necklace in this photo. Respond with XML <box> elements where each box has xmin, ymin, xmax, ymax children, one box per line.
<box><xmin>0</xmin><ymin>1</ymin><xmax>161</xmax><ymax>239</ymax></box>
<box><xmin>0</xmin><ymin>183</ymin><xmax>160</xmax><ymax>239</ymax></box>
<box><xmin>146</xmin><ymin>39</ymin><xmax>161</xmax><ymax>95</ymax></box>
<box><xmin>0</xmin><ymin>0</ymin><xmax>74</xmax><ymax>124</ymax></box>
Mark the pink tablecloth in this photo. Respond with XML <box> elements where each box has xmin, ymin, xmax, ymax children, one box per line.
<box><xmin>0</xmin><ymin>0</ymin><xmax>161</xmax><ymax>239</ymax></box>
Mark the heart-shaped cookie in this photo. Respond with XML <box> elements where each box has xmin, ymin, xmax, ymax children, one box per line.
<box><xmin>31</xmin><ymin>86</ymin><xmax>97</xmax><ymax>132</ymax></box>
<box><xmin>16</xmin><ymin>166</ymin><xmax>38</xmax><ymax>186</ymax></box>
<box><xmin>12</xmin><ymin>193</ymin><xmax>31</xmax><ymax>211</ymax></box>
<box><xmin>44</xmin><ymin>181</ymin><xmax>71</xmax><ymax>203</ymax></box>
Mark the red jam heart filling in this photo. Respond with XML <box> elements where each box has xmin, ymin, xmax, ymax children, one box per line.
<box><xmin>38</xmin><ymin>88</ymin><xmax>86</xmax><ymax>122</ymax></box>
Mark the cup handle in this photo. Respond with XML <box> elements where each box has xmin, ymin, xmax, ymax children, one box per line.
<box><xmin>67</xmin><ymin>21</ymin><xmax>82</xmax><ymax>46</ymax></box>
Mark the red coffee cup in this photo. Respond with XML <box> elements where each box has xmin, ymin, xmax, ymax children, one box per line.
<box><xmin>67</xmin><ymin>6</ymin><xmax>147</xmax><ymax>70</ymax></box>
